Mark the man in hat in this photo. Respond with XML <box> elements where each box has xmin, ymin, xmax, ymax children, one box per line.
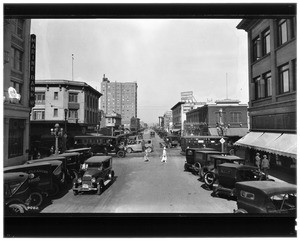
<box><xmin>261</xmin><ymin>154</ymin><xmax>270</xmax><ymax>179</ymax></box>
<box><xmin>255</xmin><ymin>153</ymin><xmax>261</xmax><ymax>171</ymax></box>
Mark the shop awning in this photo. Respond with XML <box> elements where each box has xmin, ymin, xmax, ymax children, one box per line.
<box><xmin>208</xmin><ymin>127</ymin><xmax>249</xmax><ymax>137</ymax></box>
<box><xmin>172</xmin><ymin>129</ymin><xmax>181</xmax><ymax>132</ymax></box>
<box><xmin>234</xmin><ymin>132</ymin><xmax>297</xmax><ymax>159</ymax></box>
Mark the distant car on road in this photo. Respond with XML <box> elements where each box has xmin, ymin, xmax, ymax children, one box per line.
<box><xmin>72</xmin><ymin>156</ymin><xmax>115</xmax><ymax>195</ymax></box>
<box><xmin>126</xmin><ymin>139</ymin><xmax>154</xmax><ymax>153</ymax></box>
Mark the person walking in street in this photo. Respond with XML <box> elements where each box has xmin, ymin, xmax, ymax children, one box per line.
<box><xmin>144</xmin><ymin>148</ymin><xmax>150</xmax><ymax>162</ymax></box>
<box><xmin>161</xmin><ymin>147</ymin><xmax>167</xmax><ymax>163</ymax></box>
<box><xmin>255</xmin><ymin>153</ymin><xmax>261</xmax><ymax>171</ymax></box>
<box><xmin>261</xmin><ymin>154</ymin><xmax>270</xmax><ymax>179</ymax></box>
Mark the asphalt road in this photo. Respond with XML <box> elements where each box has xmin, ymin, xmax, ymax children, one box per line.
<box><xmin>41</xmin><ymin>130</ymin><xmax>237</xmax><ymax>213</ymax></box>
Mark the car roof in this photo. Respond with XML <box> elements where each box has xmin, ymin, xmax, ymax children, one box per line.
<box><xmin>85</xmin><ymin>156</ymin><xmax>112</xmax><ymax>163</ymax></box>
<box><xmin>218</xmin><ymin>163</ymin><xmax>258</xmax><ymax>170</ymax></box>
<box><xmin>4</xmin><ymin>162</ymin><xmax>52</xmax><ymax>172</ymax></box>
<box><xmin>26</xmin><ymin>159</ymin><xmax>62</xmax><ymax>165</ymax></box>
<box><xmin>65</xmin><ymin>148</ymin><xmax>91</xmax><ymax>152</ymax></box>
<box><xmin>39</xmin><ymin>156</ymin><xmax>66</xmax><ymax>161</ymax></box>
<box><xmin>209</xmin><ymin>155</ymin><xmax>244</xmax><ymax>160</ymax></box>
<box><xmin>236</xmin><ymin>181</ymin><xmax>297</xmax><ymax>196</ymax></box>
<box><xmin>187</xmin><ymin>147</ymin><xmax>216</xmax><ymax>151</ymax></box>
<box><xmin>58</xmin><ymin>152</ymin><xmax>80</xmax><ymax>157</ymax></box>
<box><xmin>195</xmin><ymin>150</ymin><xmax>222</xmax><ymax>154</ymax></box>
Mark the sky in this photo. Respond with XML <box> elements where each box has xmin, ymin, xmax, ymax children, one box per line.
<box><xmin>31</xmin><ymin>18</ymin><xmax>249</xmax><ymax>124</ymax></box>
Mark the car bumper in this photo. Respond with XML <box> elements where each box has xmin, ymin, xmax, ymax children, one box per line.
<box><xmin>73</xmin><ymin>184</ymin><xmax>97</xmax><ymax>192</ymax></box>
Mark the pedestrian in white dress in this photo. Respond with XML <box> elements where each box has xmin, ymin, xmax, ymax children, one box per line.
<box><xmin>161</xmin><ymin>147</ymin><xmax>167</xmax><ymax>163</ymax></box>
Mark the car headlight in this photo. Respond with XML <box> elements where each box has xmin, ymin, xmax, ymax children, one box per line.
<box><xmin>91</xmin><ymin>177</ymin><xmax>96</xmax><ymax>183</ymax></box>
<box><xmin>78</xmin><ymin>178</ymin><xmax>82</xmax><ymax>183</ymax></box>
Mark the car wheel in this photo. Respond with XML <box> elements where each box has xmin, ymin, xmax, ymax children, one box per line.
<box><xmin>108</xmin><ymin>170</ymin><xmax>115</xmax><ymax>180</ymax></box>
<box><xmin>48</xmin><ymin>183</ymin><xmax>60</xmax><ymax>198</ymax></box>
<box><xmin>126</xmin><ymin>148</ymin><xmax>133</xmax><ymax>153</ymax></box>
<box><xmin>184</xmin><ymin>163</ymin><xmax>189</xmax><ymax>171</ymax></box>
<box><xmin>97</xmin><ymin>181</ymin><xmax>104</xmax><ymax>195</ymax></box>
<box><xmin>8</xmin><ymin>204</ymin><xmax>25</xmax><ymax>214</ymax></box>
<box><xmin>117</xmin><ymin>150</ymin><xmax>125</xmax><ymax>158</ymax></box>
<box><xmin>194</xmin><ymin>162</ymin><xmax>201</xmax><ymax>173</ymax></box>
<box><xmin>204</xmin><ymin>171</ymin><xmax>216</xmax><ymax>189</ymax></box>
<box><xmin>199</xmin><ymin>167</ymin><xmax>207</xmax><ymax>180</ymax></box>
<box><xmin>29</xmin><ymin>191</ymin><xmax>43</xmax><ymax>207</ymax></box>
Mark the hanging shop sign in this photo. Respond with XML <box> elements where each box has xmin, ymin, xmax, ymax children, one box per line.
<box><xmin>29</xmin><ymin>34</ymin><xmax>36</xmax><ymax>108</ymax></box>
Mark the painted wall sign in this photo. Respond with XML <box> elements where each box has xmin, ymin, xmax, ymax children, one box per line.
<box><xmin>29</xmin><ymin>34</ymin><xmax>36</xmax><ymax>108</ymax></box>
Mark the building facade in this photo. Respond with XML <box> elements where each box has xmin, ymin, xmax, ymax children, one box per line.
<box><xmin>163</xmin><ymin>110</ymin><xmax>172</xmax><ymax>131</ymax></box>
<box><xmin>4</xmin><ymin>19</ymin><xmax>32</xmax><ymax>167</ymax></box>
<box><xmin>236</xmin><ymin>18</ymin><xmax>296</xmax><ymax>177</ymax></box>
<box><xmin>185</xmin><ymin>99</ymin><xmax>249</xmax><ymax>143</ymax></box>
<box><xmin>100</xmin><ymin>75</ymin><xmax>138</xmax><ymax>129</ymax></box>
<box><xmin>30</xmin><ymin>80</ymin><xmax>102</xmax><ymax>152</ymax></box>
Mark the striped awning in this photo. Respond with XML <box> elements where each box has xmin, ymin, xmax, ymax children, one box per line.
<box><xmin>234</xmin><ymin>132</ymin><xmax>297</xmax><ymax>159</ymax></box>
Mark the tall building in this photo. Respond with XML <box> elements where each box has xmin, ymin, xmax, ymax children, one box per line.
<box><xmin>236</xmin><ymin>18</ymin><xmax>296</xmax><ymax>180</ymax></box>
<box><xmin>3</xmin><ymin>19</ymin><xmax>32</xmax><ymax>167</ymax></box>
<box><xmin>100</xmin><ymin>75</ymin><xmax>138</xmax><ymax>128</ymax></box>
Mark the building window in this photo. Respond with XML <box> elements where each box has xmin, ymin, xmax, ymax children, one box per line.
<box><xmin>230</xmin><ymin>112</ymin><xmax>242</xmax><ymax>123</ymax></box>
<box><xmin>10</xmin><ymin>81</ymin><xmax>22</xmax><ymax>101</ymax></box>
<box><xmin>11</xmin><ymin>47</ymin><xmax>23</xmax><ymax>72</ymax></box>
<box><xmin>8</xmin><ymin>119</ymin><xmax>25</xmax><ymax>158</ymax></box>
<box><xmin>254</xmin><ymin>76</ymin><xmax>265</xmax><ymax>99</ymax></box>
<box><xmin>262</xmin><ymin>28</ymin><xmax>270</xmax><ymax>55</ymax></box>
<box><xmin>278</xmin><ymin>19</ymin><xmax>288</xmax><ymax>46</ymax></box>
<box><xmin>69</xmin><ymin>109</ymin><xmax>78</xmax><ymax>119</ymax></box>
<box><xmin>292</xmin><ymin>59</ymin><xmax>296</xmax><ymax>91</ymax></box>
<box><xmin>12</xmin><ymin>19</ymin><xmax>24</xmax><ymax>39</ymax></box>
<box><xmin>54</xmin><ymin>108</ymin><xmax>58</xmax><ymax>117</ymax></box>
<box><xmin>33</xmin><ymin>110</ymin><xmax>45</xmax><ymax>120</ymax></box>
<box><xmin>69</xmin><ymin>93</ymin><xmax>78</xmax><ymax>103</ymax></box>
<box><xmin>35</xmin><ymin>92</ymin><xmax>45</xmax><ymax>104</ymax></box>
<box><xmin>263</xmin><ymin>72</ymin><xmax>272</xmax><ymax>97</ymax></box>
<box><xmin>54</xmin><ymin>92</ymin><xmax>58</xmax><ymax>100</ymax></box>
<box><xmin>278</xmin><ymin>63</ymin><xmax>290</xmax><ymax>94</ymax></box>
<box><xmin>252</xmin><ymin>36</ymin><xmax>260</xmax><ymax>62</ymax></box>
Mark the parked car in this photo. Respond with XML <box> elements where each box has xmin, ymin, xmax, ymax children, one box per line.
<box><xmin>65</xmin><ymin>147</ymin><xmax>92</xmax><ymax>164</ymax></box>
<box><xmin>210</xmin><ymin>163</ymin><xmax>270</xmax><ymax>198</ymax></box>
<box><xmin>163</xmin><ymin>135</ymin><xmax>180</xmax><ymax>148</ymax></box>
<box><xmin>150</xmin><ymin>131</ymin><xmax>155</xmax><ymax>138</ymax></box>
<box><xmin>126</xmin><ymin>139</ymin><xmax>154</xmax><ymax>153</ymax></box>
<box><xmin>234</xmin><ymin>181</ymin><xmax>296</xmax><ymax>214</ymax></box>
<box><xmin>73</xmin><ymin>156</ymin><xmax>115</xmax><ymax>195</ymax></box>
<box><xmin>202</xmin><ymin>154</ymin><xmax>246</xmax><ymax>187</ymax></box>
<box><xmin>4</xmin><ymin>172</ymin><xmax>43</xmax><ymax>214</ymax></box>
<box><xmin>184</xmin><ymin>147</ymin><xmax>223</xmax><ymax>175</ymax></box>
<box><xmin>57</xmin><ymin>152</ymin><xmax>81</xmax><ymax>180</ymax></box>
<box><xmin>4</xmin><ymin>162</ymin><xmax>53</xmax><ymax>205</ymax></box>
<box><xmin>180</xmin><ymin>135</ymin><xmax>226</xmax><ymax>152</ymax></box>
<box><xmin>26</xmin><ymin>159</ymin><xmax>65</xmax><ymax>197</ymax></box>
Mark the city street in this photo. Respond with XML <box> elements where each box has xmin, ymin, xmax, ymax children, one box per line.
<box><xmin>41</xmin><ymin>130</ymin><xmax>237</xmax><ymax>213</ymax></box>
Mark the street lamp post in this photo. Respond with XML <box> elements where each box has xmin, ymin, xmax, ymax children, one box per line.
<box><xmin>216</xmin><ymin>108</ymin><xmax>230</xmax><ymax>153</ymax></box>
<box><xmin>51</xmin><ymin>123</ymin><xmax>63</xmax><ymax>155</ymax></box>
<box><xmin>64</xmin><ymin>109</ymin><xmax>68</xmax><ymax>152</ymax></box>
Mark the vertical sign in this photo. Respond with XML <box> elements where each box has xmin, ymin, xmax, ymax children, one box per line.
<box><xmin>29</xmin><ymin>34</ymin><xmax>36</xmax><ymax>108</ymax></box>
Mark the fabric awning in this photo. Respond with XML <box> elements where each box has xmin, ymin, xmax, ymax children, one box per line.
<box><xmin>209</xmin><ymin>127</ymin><xmax>249</xmax><ymax>137</ymax></box>
<box><xmin>234</xmin><ymin>132</ymin><xmax>297</xmax><ymax>159</ymax></box>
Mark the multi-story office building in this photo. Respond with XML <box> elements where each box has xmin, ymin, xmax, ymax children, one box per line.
<box><xmin>30</xmin><ymin>80</ymin><xmax>102</xmax><ymax>151</ymax></box>
<box><xmin>185</xmin><ymin>99</ymin><xmax>249</xmax><ymax>143</ymax></box>
<box><xmin>163</xmin><ymin>111</ymin><xmax>172</xmax><ymax>131</ymax></box>
<box><xmin>3</xmin><ymin>19</ymin><xmax>32</xmax><ymax>167</ymax></box>
<box><xmin>236</xmin><ymin>18</ymin><xmax>296</xmax><ymax>177</ymax></box>
<box><xmin>100</xmin><ymin>75</ymin><xmax>138</xmax><ymax>129</ymax></box>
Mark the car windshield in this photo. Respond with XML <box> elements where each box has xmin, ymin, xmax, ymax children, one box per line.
<box><xmin>86</xmin><ymin>163</ymin><xmax>102</xmax><ymax>169</ymax></box>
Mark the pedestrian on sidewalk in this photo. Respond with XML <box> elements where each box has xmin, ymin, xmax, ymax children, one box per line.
<box><xmin>261</xmin><ymin>154</ymin><xmax>270</xmax><ymax>179</ymax></box>
<box><xmin>144</xmin><ymin>148</ymin><xmax>150</xmax><ymax>162</ymax></box>
<box><xmin>255</xmin><ymin>153</ymin><xmax>261</xmax><ymax>171</ymax></box>
<box><xmin>161</xmin><ymin>147</ymin><xmax>167</xmax><ymax>163</ymax></box>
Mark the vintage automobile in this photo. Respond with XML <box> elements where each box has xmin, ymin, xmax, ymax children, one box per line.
<box><xmin>126</xmin><ymin>139</ymin><xmax>154</xmax><ymax>153</ymax></box>
<box><xmin>234</xmin><ymin>181</ymin><xmax>296</xmax><ymax>214</ymax></box>
<box><xmin>180</xmin><ymin>135</ymin><xmax>227</xmax><ymax>152</ymax></box>
<box><xmin>163</xmin><ymin>135</ymin><xmax>180</xmax><ymax>148</ymax></box>
<box><xmin>65</xmin><ymin>147</ymin><xmax>92</xmax><ymax>164</ymax></box>
<box><xmin>202</xmin><ymin>154</ymin><xmax>246</xmax><ymax>187</ymax></box>
<box><xmin>57</xmin><ymin>152</ymin><xmax>81</xmax><ymax>180</ymax></box>
<box><xmin>4</xmin><ymin>162</ymin><xmax>53</xmax><ymax>205</ymax></box>
<box><xmin>184</xmin><ymin>147</ymin><xmax>223</xmax><ymax>175</ymax></box>
<box><xmin>210</xmin><ymin>163</ymin><xmax>269</xmax><ymax>198</ymax></box>
<box><xmin>4</xmin><ymin>172</ymin><xmax>41</xmax><ymax>215</ymax></box>
<box><xmin>26</xmin><ymin>159</ymin><xmax>65</xmax><ymax>197</ymax></box>
<box><xmin>73</xmin><ymin>156</ymin><xmax>115</xmax><ymax>195</ymax></box>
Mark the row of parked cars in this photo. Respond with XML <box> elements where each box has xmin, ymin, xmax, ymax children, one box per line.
<box><xmin>4</xmin><ymin>148</ymin><xmax>93</xmax><ymax>215</ymax></box>
<box><xmin>184</xmin><ymin>147</ymin><xmax>296</xmax><ymax>214</ymax></box>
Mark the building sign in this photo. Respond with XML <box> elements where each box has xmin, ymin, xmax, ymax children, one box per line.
<box><xmin>181</xmin><ymin>91</ymin><xmax>196</xmax><ymax>103</ymax></box>
<box><xmin>29</xmin><ymin>34</ymin><xmax>36</xmax><ymax>108</ymax></box>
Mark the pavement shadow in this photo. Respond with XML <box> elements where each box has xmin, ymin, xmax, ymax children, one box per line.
<box><xmin>201</xmin><ymin>183</ymin><xmax>213</xmax><ymax>191</ymax></box>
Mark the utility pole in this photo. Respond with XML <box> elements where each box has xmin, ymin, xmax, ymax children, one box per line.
<box><xmin>72</xmin><ymin>54</ymin><xmax>74</xmax><ymax>81</ymax></box>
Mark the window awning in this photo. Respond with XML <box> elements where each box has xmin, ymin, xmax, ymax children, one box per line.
<box><xmin>234</xmin><ymin>132</ymin><xmax>297</xmax><ymax>159</ymax></box>
<box><xmin>208</xmin><ymin>127</ymin><xmax>249</xmax><ymax>137</ymax></box>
